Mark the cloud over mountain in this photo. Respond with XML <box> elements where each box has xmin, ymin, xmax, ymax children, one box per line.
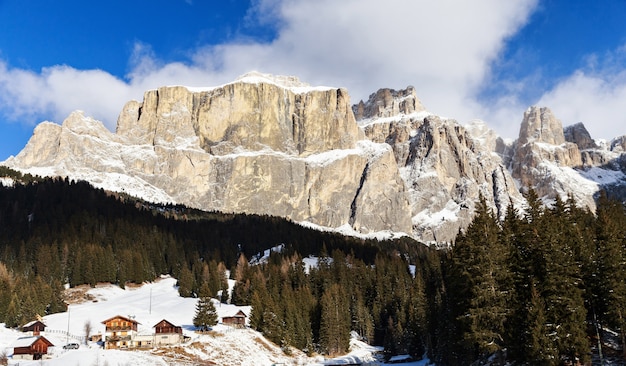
<box><xmin>0</xmin><ymin>0</ymin><xmax>625</xmax><ymax>142</ymax></box>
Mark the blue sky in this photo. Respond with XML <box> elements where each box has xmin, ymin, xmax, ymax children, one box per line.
<box><xmin>1</xmin><ymin>0</ymin><xmax>626</xmax><ymax>161</ymax></box>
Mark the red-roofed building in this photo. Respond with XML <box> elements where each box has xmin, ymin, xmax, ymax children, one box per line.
<box><xmin>222</xmin><ymin>310</ymin><xmax>247</xmax><ymax>328</ymax></box>
<box><xmin>153</xmin><ymin>319</ymin><xmax>183</xmax><ymax>345</ymax></box>
<box><xmin>11</xmin><ymin>336</ymin><xmax>54</xmax><ymax>360</ymax></box>
<box><xmin>21</xmin><ymin>320</ymin><xmax>46</xmax><ymax>336</ymax></box>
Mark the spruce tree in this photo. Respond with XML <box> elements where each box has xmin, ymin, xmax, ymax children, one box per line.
<box><xmin>319</xmin><ymin>283</ymin><xmax>351</xmax><ymax>356</ymax></box>
<box><xmin>448</xmin><ymin>195</ymin><xmax>510</xmax><ymax>361</ymax></box>
<box><xmin>350</xmin><ymin>287</ymin><xmax>374</xmax><ymax>344</ymax></box>
<box><xmin>594</xmin><ymin>191</ymin><xmax>626</xmax><ymax>357</ymax></box>
<box><xmin>405</xmin><ymin>273</ymin><xmax>427</xmax><ymax>358</ymax></box>
<box><xmin>4</xmin><ymin>294</ymin><xmax>20</xmax><ymax>328</ymax></box>
<box><xmin>525</xmin><ymin>281</ymin><xmax>558</xmax><ymax>364</ymax></box>
<box><xmin>177</xmin><ymin>266</ymin><xmax>195</xmax><ymax>297</ymax></box>
<box><xmin>542</xmin><ymin>196</ymin><xmax>589</xmax><ymax>364</ymax></box>
<box><xmin>193</xmin><ymin>283</ymin><xmax>218</xmax><ymax>331</ymax></box>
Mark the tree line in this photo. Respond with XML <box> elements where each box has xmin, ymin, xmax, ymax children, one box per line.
<box><xmin>226</xmin><ymin>190</ymin><xmax>626</xmax><ymax>364</ymax></box>
<box><xmin>0</xmin><ymin>170</ymin><xmax>429</xmax><ymax>334</ymax></box>
<box><xmin>440</xmin><ymin>191</ymin><xmax>626</xmax><ymax>365</ymax></box>
<box><xmin>230</xmin><ymin>247</ymin><xmax>439</xmax><ymax>358</ymax></box>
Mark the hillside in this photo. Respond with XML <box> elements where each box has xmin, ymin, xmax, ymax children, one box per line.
<box><xmin>1</xmin><ymin>163</ymin><xmax>626</xmax><ymax>364</ymax></box>
<box><xmin>0</xmin><ymin>276</ymin><xmax>421</xmax><ymax>365</ymax></box>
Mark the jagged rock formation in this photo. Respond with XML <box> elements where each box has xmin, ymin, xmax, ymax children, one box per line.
<box><xmin>612</xmin><ymin>136</ymin><xmax>626</xmax><ymax>153</ymax></box>
<box><xmin>564</xmin><ymin>122</ymin><xmax>598</xmax><ymax>150</ymax></box>
<box><xmin>510</xmin><ymin>107</ymin><xmax>582</xmax><ymax>190</ymax></box>
<box><xmin>4</xmin><ymin>74</ymin><xmax>626</xmax><ymax>244</ymax></box>
<box><xmin>353</xmin><ymin>86</ymin><xmax>424</xmax><ymax>120</ymax></box>
<box><xmin>358</xmin><ymin>88</ymin><xmax>523</xmax><ymax>242</ymax></box>
<box><xmin>506</xmin><ymin>106</ymin><xmax>626</xmax><ymax>210</ymax></box>
<box><xmin>4</xmin><ymin>73</ymin><xmax>412</xmax><ymax>236</ymax></box>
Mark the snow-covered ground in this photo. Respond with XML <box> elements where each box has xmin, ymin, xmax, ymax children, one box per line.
<box><xmin>0</xmin><ymin>276</ymin><xmax>430</xmax><ymax>365</ymax></box>
<box><xmin>0</xmin><ymin>177</ymin><xmax>14</xmax><ymax>187</ymax></box>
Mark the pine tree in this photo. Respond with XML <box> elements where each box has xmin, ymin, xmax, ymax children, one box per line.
<box><xmin>447</xmin><ymin>195</ymin><xmax>510</xmax><ymax>361</ymax></box>
<box><xmin>594</xmin><ymin>191</ymin><xmax>626</xmax><ymax>357</ymax></box>
<box><xmin>0</xmin><ymin>264</ymin><xmax>12</xmax><ymax>323</ymax></box>
<box><xmin>231</xmin><ymin>254</ymin><xmax>252</xmax><ymax>305</ymax></box>
<box><xmin>350</xmin><ymin>287</ymin><xmax>374</xmax><ymax>343</ymax></box>
<box><xmin>249</xmin><ymin>290</ymin><xmax>266</xmax><ymax>331</ymax></box>
<box><xmin>504</xmin><ymin>201</ymin><xmax>538</xmax><ymax>362</ymax></box>
<box><xmin>193</xmin><ymin>283</ymin><xmax>218</xmax><ymax>331</ymax></box>
<box><xmin>292</xmin><ymin>286</ymin><xmax>315</xmax><ymax>354</ymax></box>
<box><xmin>319</xmin><ymin>283</ymin><xmax>351</xmax><ymax>356</ymax></box>
<box><xmin>542</xmin><ymin>196</ymin><xmax>589</xmax><ymax>364</ymax></box>
<box><xmin>405</xmin><ymin>273</ymin><xmax>427</xmax><ymax>358</ymax></box>
<box><xmin>525</xmin><ymin>281</ymin><xmax>558</xmax><ymax>365</ymax></box>
<box><xmin>4</xmin><ymin>294</ymin><xmax>20</xmax><ymax>328</ymax></box>
<box><xmin>177</xmin><ymin>266</ymin><xmax>194</xmax><ymax>297</ymax></box>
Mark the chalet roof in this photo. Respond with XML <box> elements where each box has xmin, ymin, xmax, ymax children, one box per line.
<box><xmin>153</xmin><ymin>319</ymin><xmax>179</xmax><ymax>328</ymax></box>
<box><xmin>101</xmin><ymin>315</ymin><xmax>140</xmax><ymax>325</ymax></box>
<box><xmin>223</xmin><ymin>309</ymin><xmax>247</xmax><ymax>318</ymax></box>
<box><xmin>22</xmin><ymin>320</ymin><xmax>46</xmax><ymax>328</ymax></box>
<box><xmin>11</xmin><ymin>336</ymin><xmax>54</xmax><ymax>348</ymax></box>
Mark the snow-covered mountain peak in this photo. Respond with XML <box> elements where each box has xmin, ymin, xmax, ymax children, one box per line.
<box><xmin>235</xmin><ymin>71</ymin><xmax>308</xmax><ymax>88</ymax></box>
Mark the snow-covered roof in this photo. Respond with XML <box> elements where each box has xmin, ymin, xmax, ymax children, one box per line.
<box><xmin>22</xmin><ymin>320</ymin><xmax>45</xmax><ymax>328</ymax></box>
<box><xmin>153</xmin><ymin>319</ymin><xmax>180</xmax><ymax>328</ymax></box>
<box><xmin>101</xmin><ymin>315</ymin><xmax>140</xmax><ymax>325</ymax></box>
<box><xmin>222</xmin><ymin>309</ymin><xmax>248</xmax><ymax>318</ymax></box>
<box><xmin>11</xmin><ymin>336</ymin><xmax>53</xmax><ymax>348</ymax></box>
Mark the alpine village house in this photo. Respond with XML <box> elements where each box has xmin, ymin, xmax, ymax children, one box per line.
<box><xmin>101</xmin><ymin>315</ymin><xmax>185</xmax><ymax>349</ymax></box>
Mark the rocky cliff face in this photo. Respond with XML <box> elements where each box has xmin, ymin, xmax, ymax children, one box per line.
<box><xmin>5</xmin><ymin>73</ymin><xmax>411</xmax><ymax>236</ymax></box>
<box><xmin>353</xmin><ymin>86</ymin><xmax>424</xmax><ymax>120</ymax></box>
<box><xmin>4</xmin><ymin>74</ymin><xmax>626</xmax><ymax>244</ymax></box>
<box><xmin>117</xmin><ymin>80</ymin><xmax>362</xmax><ymax>156</ymax></box>
<box><xmin>506</xmin><ymin>106</ymin><xmax>626</xmax><ymax>210</ymax></box>
<box><xmin>564</xmin><ymin>122</ymin><xmax>598</xmax><ymax>150</ymax></box>
<box><xmin>357</xmin><ymin>88</ymin><xmax>523</xmax><ymax>242</ymax></box>
<box><xmin>510</xmin><ymin>107</ymin><xmax>582</xmax><ymax>190</ymax></box>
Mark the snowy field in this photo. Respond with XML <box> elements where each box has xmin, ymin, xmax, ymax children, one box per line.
<box><xmin>0</xmin><ymin>276</ymin><xmax>431</xmax><ymax>365</ymax></box>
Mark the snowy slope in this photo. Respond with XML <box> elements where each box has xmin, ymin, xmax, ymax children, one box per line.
<box><xmin>0</xmin><ymin>276</ymin><xmax>429</xmax><ymax>365</ymax></box>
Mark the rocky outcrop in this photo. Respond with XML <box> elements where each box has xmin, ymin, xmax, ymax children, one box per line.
<box><xmin>353</xmin><ymin>87</ymin><xmax>425</xmax><ymax>120</ymax></box>
<box><xmin>507</xmin><ymin>106</ymin><xmax>626</xmax><ymax>210</ymax></box>
<box><xmin>117</xmin><ymin>80</ymin><xmax>362</xmax><ymax>156</ymax></box>
<box><xmin>611</xmin><ymin>136</ymin><xmax>626</xmax><ymax>153</ymax></box>
<box><xmin>564</xmin><ymin>122</ymin><xmax>598</xmax><ymax>150</ymax></box>
<box><xmin>360</xmin><ymin>105</ymin><xmax>523</xmax><ymax>242</ymax></box>
<box><xmin>5</xmin><ymin>73</ymin><xmax>411</xmax><ymax>236</ymax></box>
<box><xmin>510</xmin><ymin>107</ymin><xmax>582</xmax><ymax>190</ymax></box>
<box><xmin>517</xmin><ymin>106</ymin><xmax>566</xmax><ymax>146</ymax></box>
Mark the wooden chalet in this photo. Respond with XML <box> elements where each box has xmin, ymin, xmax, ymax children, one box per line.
<box><xmin>153</xmin><ymin>319</ymin><xmax>183</xmax><ymax>345</ymax></box>
<box><xmin>222</xmin><ymin>310</ymin><xmax>247</xmax><ymax>327</ymax></box>
<box><xmin>101</xmin><ymin>315</ymin><xmax>140</xmax><ymax>349</ymax></box>
<box><xmin>21</xmin><ymin>320</ymin><xmax>46</xmax><ymax>336</ymax></box>
<box><xmin>11</xmin><ymin>336</ymin><xmax>54</xmax><ymax>360</ymax></box>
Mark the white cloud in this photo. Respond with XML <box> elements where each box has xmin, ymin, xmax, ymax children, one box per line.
<box><xmin>537</xmin><ymin>69</ymin><xmax>626</xmax><ymax>140</ymax></box>
<box><xmin>0</xmin><ymin>61</ymin><xmax>133</xmax><ymax>129</ymax></box>
<box><xmin>1</xmin><ymin>0</ymin><xmax>547</xmax><ymax>137</ymax></box>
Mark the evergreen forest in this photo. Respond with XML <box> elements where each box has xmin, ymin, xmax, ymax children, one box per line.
<box><xmin>1</xmin><ymin>166</ymin><xmax>626</xmax><ymax>365</ymax></box>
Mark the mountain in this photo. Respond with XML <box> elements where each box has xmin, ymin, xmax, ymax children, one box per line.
<box><xmin>3</xmin><ymin>72</ymin><xmax>626</xmax><ymax>243</ymax></box>
<box><xmin>501</xmin><ymin>106</ymin><xmax>626</xmax><ymax>210</ymax></box>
